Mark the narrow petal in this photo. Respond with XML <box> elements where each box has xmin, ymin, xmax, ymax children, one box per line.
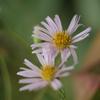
<box><xmin>33</xmin><ymin>26</ymin><xmax>52</xmax><ymax>39</ymax></box>
<box><xmin>24</xmin><ymin>59</ymin><xmax>40</xmax><ymax>72</ymax></box>
<box><xmin>20</xmin><ymin>67</ymin><xmax>30</xmax><ymax>71</ymax></box>
<box><xmin>59</xmin><ymin>66</ymin><xmax>74</xmax><ymax>73</ymax></box>
<box><xmin>41</xmin><ymin>21</ymin><xmax>53</xmax><ymax>36</ymax></box>
<box><xmin>19</xmin><ymin>80</ymin><xmax>48</xmax><ymax>91</ymax></box>
<box><xmin>32</xmin><ymin>48</ymin><xmax>42</xmax><ymax>54</ymax></box>
<box><xmin>54</xmin><ymin>15</ymin><xmax>62</xmax><ymax>32</ymax></box>
<box><xmin>33</xmin><ymin>26</ymin><xmax>49</xmax><ymax>34</ymax></box>
<box><xmin>32</xmin><ymin>32</ymin><xmax>51</xmax><ymax>42</ymax></box>
<box><xmin>70</xmin><ymin>48</ymin><xmax>78</xmax><ymax>65</ymax></box>
<box><xmin>58</xmin><ymin>72</ymin><xmax>70</xmax><ymax>77</ymax></box>
<box><xmin>36</xmin><ymin>53</ymin><xmax>46</xmax><ymax>65</ymax></box>
<box><xmin>31</xmin><ymin>42</ymin><xmax>50</xmax><ymax>50</ymax></box>
<box><xmin>46</xmin><ymin>16</ymin><xmax>58</xmax><ymax>33</ymax></box>
<box><xmin>67</xmin><ymin>15</ymin><xmax>80</xmax><ymax>34</ymax></box>
<box><xmin>72</xmin><ymin>27</ymin><xmax>91</xmax><ymax>42</ymax></box>
<box><xmin>19</xmin><ymin>78</ymin><xmax>42</xmax><ymax>84</ymax></box>
<box><xmin>70</xmin><ymin>45</ymin><xmax>77</xmax><ymax>49</ymax></box>
<box><xmin>72</xmin><ymin>34</ymin><xmax>89</xmax><ymax>43</ymax></box>
<box><xmin>51</xmin><ymin>79</ymin><xmax>62</xmax><ymax>90</ymax></box>
<box><xmin>31</xmin><ymin>43</ymin><xmax>42</xmax><ymax>50</ymax></box>
<box><xmin>17</xmin><ymin>70</ymin><xmax>41</xmax><ymax>78</ymax></box>
<box><xmin>42</xmin><ymin>44</ymin><xmax>57</xmax><ymax>65</ymax></box>
<box><xmin>57</xmin><ymin>66</ymin><xmax>74</xmax><ymax>75</ymax></box>
<box><xmin>55</xmin><ymin>66</ymin><xmax>74</xmax><ymax>77</ymax></box>
<box><xmin>31</xmin><ymin>43</ymin><xmax>47</xmax><ymax>50</ymax></box>
<box><xmin>61</xmin><ymin>49</ymin><xmax>70</xmax><ymax>63</ymax></box>
<box><xmin>59</xmin><ymin>49</ymin><xmax>71</xmax><ymax>68</ymax></box>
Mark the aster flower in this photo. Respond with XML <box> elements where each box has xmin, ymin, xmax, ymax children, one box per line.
<box><xmin>31</xmin><ymin>15</ymin><xmax>91</xmax><ymax>64</ymax></box>
<box><xmin>17</xmin><ymin>47</ymin><xmax>74</xmax><ymax>91</ymax></box>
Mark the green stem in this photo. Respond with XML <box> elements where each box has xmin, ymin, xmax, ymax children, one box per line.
<box><xmin>0</xmin><ymin>56</ymin><xmax>12</xmax><ymax>100</ymax></box>
<box><xmin>58</xmin><ymin>88</ymin><xmax>66</xmax><ymax>100</ymax></box>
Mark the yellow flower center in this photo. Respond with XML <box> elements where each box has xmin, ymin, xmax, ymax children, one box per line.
<box><xmin>53</xmin><ymin>32</ymin><xmax>72</xmax><ymax>49</ymax></box>
<box><xmin>41</xmin><ymin>65</ymin><xmax>56</xmax><ymax>81</ymax></box>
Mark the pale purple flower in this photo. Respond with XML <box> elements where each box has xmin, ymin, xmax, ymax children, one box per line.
<box><xmin>31</xmin><ymin>15</ymin><xmax>91</xmax><ymax>64</ymax></box>
<box><xmin>17</xmin><ymin>48</ymin><xmax>74</xmax><ymax>91</ymax></box>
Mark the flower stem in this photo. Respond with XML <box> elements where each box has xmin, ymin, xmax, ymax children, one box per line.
<box><xmin>0</xmin><ymin>56</ymin><xmax>12</xmax><ymax>100</ymax></box>
<box><xmin>58</xmin><ymin>88</ymin><xmax>66</xmax><ymax>100</ymax></box>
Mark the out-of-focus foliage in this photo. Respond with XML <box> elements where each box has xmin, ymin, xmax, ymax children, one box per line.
<box><xmin>0</xmin><ymin>0</ymin><xmax>100</xmax><ymax>100</ymax></box>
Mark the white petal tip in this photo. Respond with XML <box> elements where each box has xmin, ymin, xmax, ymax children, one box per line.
<box><xmin>32</xmin><ymin>34</ymin><xmax>35</xmax><ymax>37</ymax></box>
<box><xmin>74</xmin><ymin>14</ymin><xmax>80</xmax><ymax>18</ymax></box>
<box><xmin>32</xmin><ymin>51</ymin><xmax>36</xmax><ymax>54</ymax></box>
<box><xmin>46</xmin><ymin>16</ymin><xmax>50</xmax><ymax>19</ymax></box>
<box><xmin>24</xmin><ymin>58</ymin><xmax>27</xmax><ymax>61</ymax></box>
<box><xmin>88</xmin><ymin>27</ymin><xmax>92</xmax><ymax>31</ymax></box>
<box><xmin>55</xmin><ymin>14</ymin><xmax>59</xmax><ymax>17</ymax></box>
<box><xmin>19</xmin><ymin>88</ymin><xmax>24</xmax><ymax>91</ymax></box>
<box><xmin>30</xmin><ymin>44</ymin><xmax>33</xmax><ymax>48</ymax></box>
<box><xmin>17</xmin><ymin>72</ymin><xmax>20</xmax><ymax>75</ymax></box>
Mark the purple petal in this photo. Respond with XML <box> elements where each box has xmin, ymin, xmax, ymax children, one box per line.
<box><xmin>42</xmin><ymin>44</ymin><xmax>57</xmax><ymax>65</ymax></box>
<box><xmin>54</xmin><ymin>15</ymin><xmax>63</xmax><ymax>32</ymax></box>
<box><xmin>32</xmin><ymin>48</ymin><xmax>42</xmax><ymax>54</ymax></box>
<box><xmin>46</xmin><ymin>16</ymin><xmax>58</xmax><ymax>33</ymax></box>
<box><xmin>36</xmin><ymin>53</ymin><xmax>46</xmax><ymax>65</ymax></box>
<box><xmin>19</xmin><ymin>80</ymin><xmax>48</xmax><ymax>91</ymax></box>
<box><xmin>17</xmin><ymin>70</ymin><xmax>41</xmax><ymax>78</ymax></box>
<box><xmin>24</xmin><ymin>59</ymin><xmax>40</xmax><ymax>72</ymax></box>
<box><xmin>33</xmin><ymin>26</ymin><xmax>49</xmax><ymax>34</ymax></box>
<box><xmin>41</xmin><ymin>21</ymin><xmax>54</xmax><ymax>36</ymax></box>
<box><xmin>19</xmin><ymin>78</ymin><xmax>42</xmax><ymax>84</ymax></box>
<box><xmin>51</xmin><ymin>79</ymin><xmax>62</xmax><ymax>90</ymax></box>
<box><xmin>59</xmin><ymin>49</ymin><xmax>71</xmax><ymax>68</ymax></box>
<box><xmin>70</xmin><ymin>48</ymin><xmax>78</xmax><ymax>65</ymax></box>
<box><xmin>72</xmin><ymin>27</ymin><xmax>91</xmax><ymax>43</ymax></box>
<box><xmin>32</xmin><ymin>32</ymin><xmax>52</xmax><ymax>42</ymax></box>
<box><xmin>67</xmin><ymin>15</ymin><xmax>80</xmax><ymax>35</ymax></box>
<box><xmin>56</xmin><ymin>66</ymin><xmax>74</xmax><ymax>77</ymax></box>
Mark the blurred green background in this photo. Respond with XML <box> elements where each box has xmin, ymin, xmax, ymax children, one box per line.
<box><xmin>0</xmin><ymin>0</ymin><xmax>100</xmax><ymax>100</ymax></box>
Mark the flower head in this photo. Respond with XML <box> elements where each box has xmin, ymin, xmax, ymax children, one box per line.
<box><xmin>31</xmin><ymin>15</ymin><xmax>91</xmax><ymax>64</ymax></box>
<box><xmin>17</xmin><ymin>48</ymin><xmax>74</xmax><ymax>91</ymax></box>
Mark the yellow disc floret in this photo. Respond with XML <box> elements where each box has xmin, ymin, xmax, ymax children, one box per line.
<box><xmin>41</xmin><ymin>65</ymin><xmax>56</xmax><ymax>81</ymax></box>
<box><xmin>53</xmin><ymin>32</ymin><xmax>72</xmax><ymax>49</ymax></box>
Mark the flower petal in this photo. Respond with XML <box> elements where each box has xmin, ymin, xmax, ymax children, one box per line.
<box><xmin>42</xmin><ymin>44</ymin><xmax>57</xmax><ymax>65</ymax></box>
<box><xmin>17</xmin><ymin>70</ymin><xmax>41</xmax><ymax>78</ymax></box>
<box><xmin>58</xmin><ymin>72</ymin><xmax>70</xmax><ymax>77</ymax></box>
<box><xmin>36</xmin><ymin>53</ymin><xmax>46</xmax><ymax>65</ymax></box>
<box><xmin>67</xmin><ymin>15</ymin><xmax>80</xmax><ymax>34</ymax></box>
<box><xmin>24</xmin><ymin>59</ymin><xmax>40</xmax><ymax>72</ymax></box>
<box><xmin>54</xmin><ymin>15</ymin><xmax>62</xmax><ymax>32</ymax></box>
<box><xmin>51</xmin><ymin>79</ymin><xmax>62</xmax><ymax>90</ymax></box>
<box><xmin>70</xmin><ymin>48</ymin><xmax>78</xmax><ymax>65</ymax></box>
<box><xmin>19</xmin><ymin>80</ymin><xmax>48</xmax><ymax>91</ymax></box>
<box><xmin>31</xmin><ymin>43</ymin><xmax>47</xmax><ymax>50</ymax></box>
<box><xmin>73</xmin><ymin>34</ymin><xmax>89</xmax><ymax>43</ymax></box>
<box><xmin>59</xmin><ymin>49</ymin><xmax>71</xmax><ymax>68</ymax></box>
<box><xmin>46</xmin><ymin>16</ymin><xmax>58</xmax><ymax>33</ymax></box>
<box><xmin>72</xmin><ymin>27</ymin><xmax>91</xmax><ymax>43</ymax></box>
<box><xmin>41</xmin><ymin>21</ymin><xmax>53</xmax><ymax>36</ymax></box>
<box><xmin>70</xmin><ymin>45</ymin><xmax>77</xmax><ymax>49</ymax></box>
<box><xmin>33</xmin><ymin>26</ymin><xmax>49</xmax><ymax>34</ymax></box>
<box><xmin>32</xmin><ymin>32</ymin><xmax>51</xmax><ymax>42</ymax></box>
<box><xmin>20</xmin><ymin>67</ymin><xmax>30</xmax><ymax>71</ymax></box>
<box><xmin>31</xmin><ymin>43</ymin><xmax>50</xmax><ymax>51</ymax></box>
<box><xmin>59</xmin><ymin>66</ymin><xmax>74</xmax><ymax>73</ymax></box>
<box><xmin>19</xmin><ymin>78</ymin><xmax>42</xmax><ymax>84</ymax></box>
<box><xmin>55</xmin><ymin>65</ymin><xmax>74</xmax><ymax>78</ymax></box>
<box><xmin>32</xmin><ymin>48</ymin><xmax>42</xmax><ymax>54</ymax></box>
